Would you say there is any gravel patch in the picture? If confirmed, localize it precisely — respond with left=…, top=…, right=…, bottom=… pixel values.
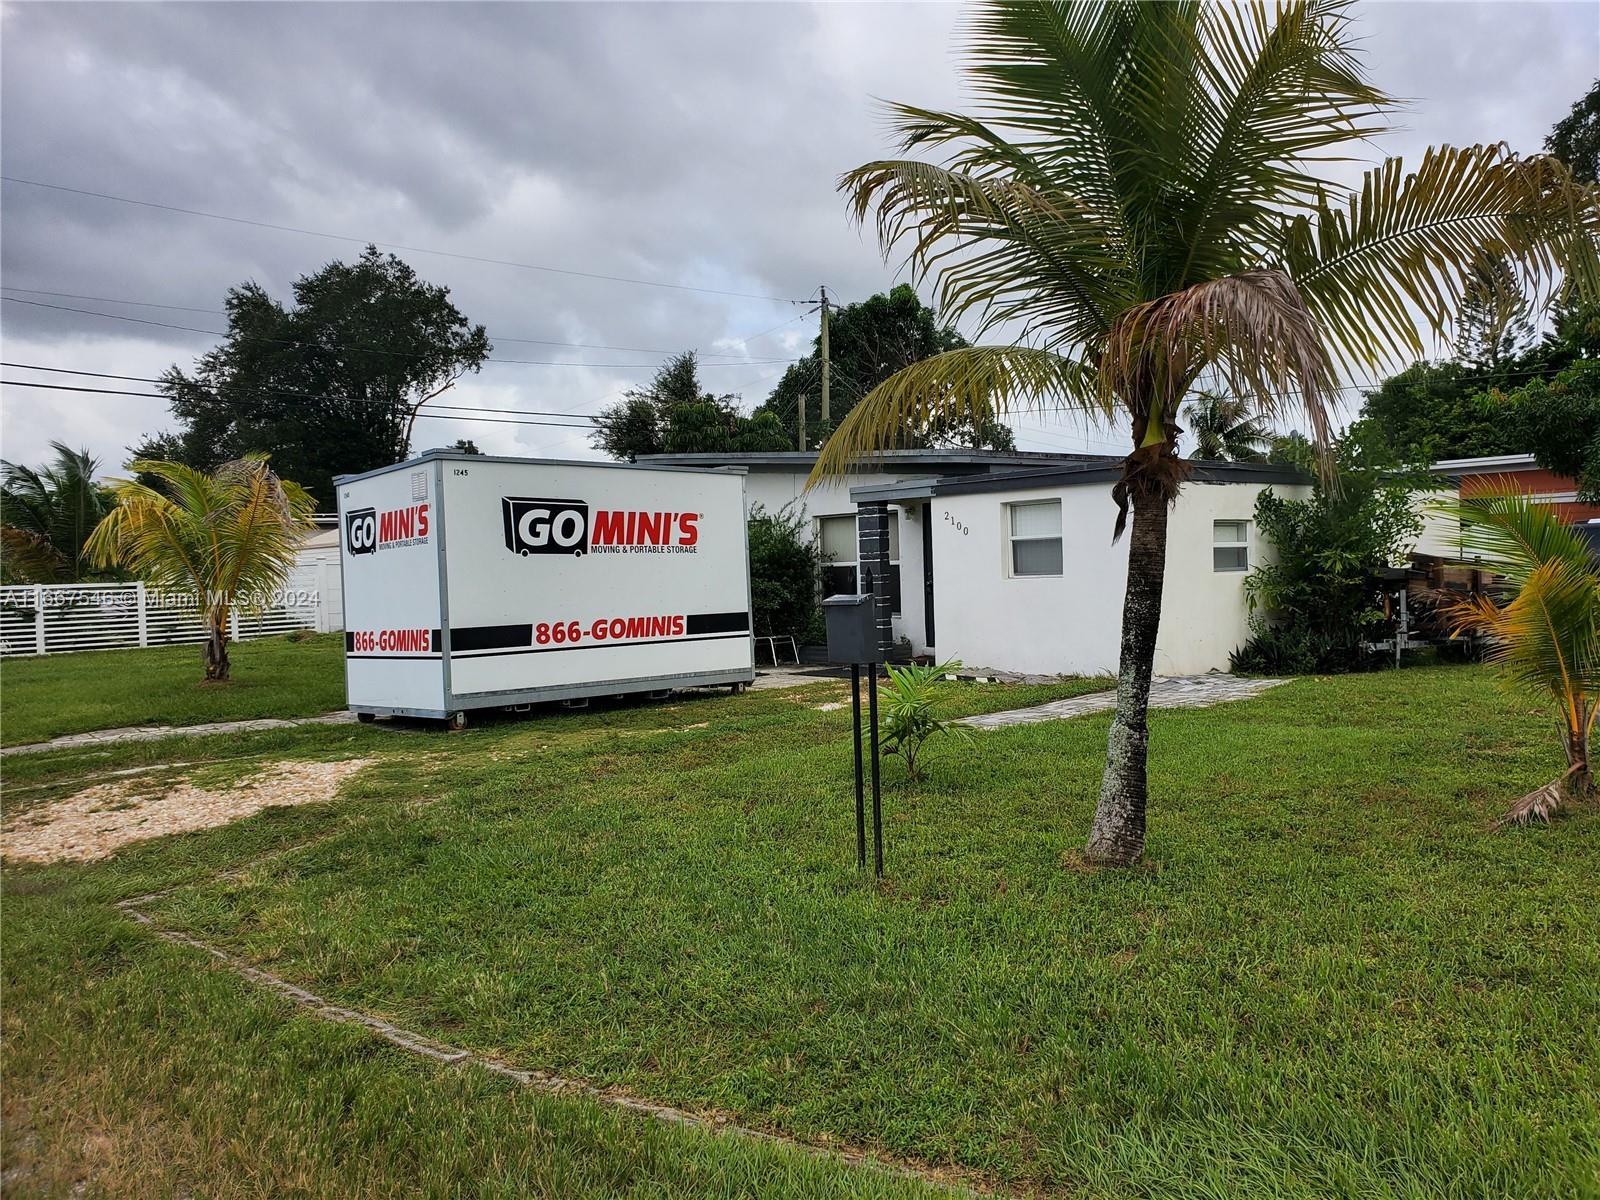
left=2, top=758, right=375, bottom=864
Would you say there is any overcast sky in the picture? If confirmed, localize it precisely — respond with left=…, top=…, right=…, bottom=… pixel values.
left=2, top=1, right=1596, bottom=475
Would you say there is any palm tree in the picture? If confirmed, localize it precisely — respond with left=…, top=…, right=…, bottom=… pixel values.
left=1441, top=489, right=1598, bottom=825
left=811, top=0, right=1600, bottom=865
left=1184, top=392, right=1271, bottom=462
left=86, top=457, right=315, bottom=681
left=0, top=442, right=115, bottom=583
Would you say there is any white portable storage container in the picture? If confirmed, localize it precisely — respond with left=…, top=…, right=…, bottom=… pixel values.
left=335, top=451, right=755, bottom=724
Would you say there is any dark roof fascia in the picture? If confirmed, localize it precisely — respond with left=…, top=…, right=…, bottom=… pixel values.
left=636, top=449, right=1110, bottom=475
left=851, top=460, right=1312, bottom=503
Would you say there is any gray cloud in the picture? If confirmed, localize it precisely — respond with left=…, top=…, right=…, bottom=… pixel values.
left=2, top=1, right=1594, bottom=470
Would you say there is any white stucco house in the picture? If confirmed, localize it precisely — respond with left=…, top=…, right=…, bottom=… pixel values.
left=642, top=450, right=1310, bottom=676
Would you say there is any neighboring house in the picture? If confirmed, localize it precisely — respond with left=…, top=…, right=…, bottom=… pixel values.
left=292, top=514, right=345, bottom=631
left=641, top=450, right=1308, bottom=675
left=1415, top=454, right=1600, bottom=558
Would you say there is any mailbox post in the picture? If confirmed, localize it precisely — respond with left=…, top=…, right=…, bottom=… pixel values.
left=823, top=593, right=884, bottom=877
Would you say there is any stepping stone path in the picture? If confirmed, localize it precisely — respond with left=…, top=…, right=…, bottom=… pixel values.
left=958, top=674, right=1288, bottom=729
left=3, top=711, right=358, bottom=757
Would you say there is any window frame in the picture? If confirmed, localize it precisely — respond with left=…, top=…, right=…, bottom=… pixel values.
left=818, top=514, right=859, bottom=600
left=1212, top=519, right=1251, bottom=573
left=1006, top=499, right=1064, bottom=578
left=817, top=512, right=902, bottom=614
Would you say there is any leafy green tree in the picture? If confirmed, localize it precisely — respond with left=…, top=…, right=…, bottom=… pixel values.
left=1184, top=392, right=1270, bottom=462
left=1501, top=359, right=1600, bottom=501
left=1453, top=255, right=1536, bottom=370
left=591, top=352, right=791, bottom=459
left=746, top=503, right=823, bottom=641
left=812, top=0, right=1598, bottom=865
left=1547, top=79, right=1600, bottom=184
left=86, top=458, right=316, bottom=681
left=1268, top=431, right=1314, bottom=465
left=1352, top=360, right=1524, bottom=461
left=448, top=438, right=482, bottom=455
left=1354, top=293, right=1600, bottom=463
left=1234, top=433, right=1422, bottom=674
left=0, top=443, right=117, bottom=583
left=137, top=247, right=491, bottom=507
left=758, top=285, right=1015, bottom=450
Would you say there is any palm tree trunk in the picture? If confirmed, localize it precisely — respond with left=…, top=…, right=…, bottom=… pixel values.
left=1565, top=723, right=1593, bottom=799
left=204, top=615, right=231, bottom=682
left=1085, top=490, right=1170, bottom=865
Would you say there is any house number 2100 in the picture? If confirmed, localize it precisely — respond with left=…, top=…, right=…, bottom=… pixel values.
left=943, top=511, right=969, bottom=536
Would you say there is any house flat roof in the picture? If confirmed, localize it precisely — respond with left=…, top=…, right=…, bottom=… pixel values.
left=849, top=459, right=1311, bottom=503
left=1429, top=453, right=1537, bottom=474
left=637, top=449, right=1110, bottom=474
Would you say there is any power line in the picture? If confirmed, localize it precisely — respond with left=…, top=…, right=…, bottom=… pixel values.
left=0, top=286, right=811, bottom=361
left=0, top=378, right=598, bottom=430
left=1, top=176, right=811, bottom=304
left=0, top=296, right=797, bottom=369
left=0, top=363, right=603, bottom=421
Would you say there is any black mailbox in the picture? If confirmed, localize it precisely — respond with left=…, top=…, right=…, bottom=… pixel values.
left=823, top=592, right=879, bottom=664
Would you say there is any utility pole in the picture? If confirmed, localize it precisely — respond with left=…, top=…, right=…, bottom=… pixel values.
left=819, top=286, right=831, bottom=427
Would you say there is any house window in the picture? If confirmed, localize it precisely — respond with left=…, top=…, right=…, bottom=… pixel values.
left=1008, top=500, right=1063, bottom=577
left=1213, top=520, right=1250, bottom=572
left=818, top=515, right=857, bottom=598
left=818, top=513, right=901, bottom=614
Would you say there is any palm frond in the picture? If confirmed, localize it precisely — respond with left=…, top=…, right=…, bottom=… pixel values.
left=1104, top=270, right=1336, bottom=454
left=87, top=458, right=316, bottom=621
left=1, top=442, right=112, bottom=581
left=1436, top=484, right=1599, bottom=588
left=1449, top=557, right=1600, bottom=698
left=1282, top=144, right=1600, bottom=369
left=1170, top=0, right=1394, bottom=286
left=839, top=154, right=1129, bottom=343
left=807, top=346, right=1104, bottom=485
left=0, top=526, right=70, bottom=583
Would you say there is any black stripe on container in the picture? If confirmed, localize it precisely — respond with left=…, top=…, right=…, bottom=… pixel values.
left=450, top=623, right=532, bottom=652
left=450, top=631, right=747, bottom=658
left=685, top=611, right=750, bottom=635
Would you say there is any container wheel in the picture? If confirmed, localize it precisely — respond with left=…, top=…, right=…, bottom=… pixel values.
left=356, top=711, right=377, bottom=724
left=447, top=711, right=468, bottom=731
left=730, top=682, right=747, bottom=695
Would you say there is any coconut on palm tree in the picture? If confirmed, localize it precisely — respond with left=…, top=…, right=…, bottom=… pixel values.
left=810, top=0, right=1600, bottom=865
left=1441, top=489, right=1598, bottom=826
left=0, top=442, right=115, bottom=583
left=86, top=457, right=315, bottom=681
left=1184, top=392, right=1271, bottom=462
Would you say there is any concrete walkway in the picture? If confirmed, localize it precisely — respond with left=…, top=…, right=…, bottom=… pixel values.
left=958, top=675, right=1288, bottom=729
left=3, top=711, right=358, bottom=757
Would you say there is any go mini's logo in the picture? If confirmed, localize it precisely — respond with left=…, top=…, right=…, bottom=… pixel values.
left=345, top=504, right=430, bottom=556
left=501, top=496, right=700, bottom=558
left=502, top=497, right=590, bottom=556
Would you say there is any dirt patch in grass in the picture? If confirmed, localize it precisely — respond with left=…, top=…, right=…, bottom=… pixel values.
left=1, top=759, right=374, bottom=864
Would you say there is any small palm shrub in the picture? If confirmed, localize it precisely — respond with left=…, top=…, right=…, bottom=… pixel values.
left=1437, top=488, right=1598, bottom=825
left=879, top=660, right=970, bottom=781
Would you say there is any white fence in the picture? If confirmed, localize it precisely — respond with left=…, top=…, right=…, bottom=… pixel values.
left=0, top=561, right=342, bottom=657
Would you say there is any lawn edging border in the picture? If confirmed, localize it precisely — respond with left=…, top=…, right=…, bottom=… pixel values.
left=114, top=880, right=994, bottom=1198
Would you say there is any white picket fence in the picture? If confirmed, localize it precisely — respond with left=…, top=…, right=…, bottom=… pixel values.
left=0, top=561, right=342, bottom=657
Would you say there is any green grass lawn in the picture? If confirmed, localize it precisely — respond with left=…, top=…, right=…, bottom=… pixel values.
left=0, top=633, right=348, bottom=747
left=3, top=667, right=1597, bottom=1197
